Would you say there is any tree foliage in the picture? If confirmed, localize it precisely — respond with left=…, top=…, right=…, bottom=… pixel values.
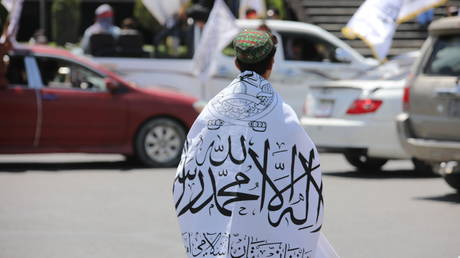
left=51, top=0, right=81, bottom=45
left=133, top=0, right=160, bottom=33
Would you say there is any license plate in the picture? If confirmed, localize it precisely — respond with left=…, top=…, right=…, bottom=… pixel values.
left=448, top=99, right=460, bottom=117
left=314, top=99, right=334, bottom=117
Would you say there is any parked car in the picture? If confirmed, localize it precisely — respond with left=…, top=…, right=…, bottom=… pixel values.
left=300, top=51, right=433, bottom=172
left=0, top=44, right=200, bottom=167
left=87, top=19, right=378, bottom=116
left=397, top=16, right=460, bottom=191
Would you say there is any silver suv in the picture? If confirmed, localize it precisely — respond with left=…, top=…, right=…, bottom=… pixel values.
left=397, top=16, right=460, bottom=191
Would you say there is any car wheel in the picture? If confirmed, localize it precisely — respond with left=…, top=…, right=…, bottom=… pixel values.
left=135, top=118, right=186, bottom=167
left=411, top=158, right=437, bottom=176
left=344, top=153, right=388, bottom=171
left=444, top=174, right=460, bottom=192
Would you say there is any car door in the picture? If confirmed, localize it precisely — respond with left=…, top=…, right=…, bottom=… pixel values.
left=411, top=34, right=460, bottom=141
left=34, top=55, right=128, bottom=148
left=0, top=54, right=39, bottom=149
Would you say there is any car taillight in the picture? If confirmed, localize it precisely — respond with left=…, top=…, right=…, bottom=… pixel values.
left=346, top=99, right=382, bottom=114
left=302, top=99, right=308, bottom=116
left=402, top=86, right=410, bottom=112
left=402, top=73, right=414, bottom=112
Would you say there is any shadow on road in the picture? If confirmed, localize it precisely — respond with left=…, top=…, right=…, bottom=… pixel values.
left=415, top=193, right=460, bottom=204
left=323, top=169, right=439, bottom=179
left=0, top=161, right=152, bottom=172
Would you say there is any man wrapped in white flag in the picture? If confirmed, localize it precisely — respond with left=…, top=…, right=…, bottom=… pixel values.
left=174, top=28, right=340, bottom=258
left=192, top=0, right=239, bottom=83
left=343, top=0, right=447, bottom=61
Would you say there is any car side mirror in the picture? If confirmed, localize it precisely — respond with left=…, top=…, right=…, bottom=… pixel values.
left=105, top=77, right=119, bottom=93
left=335, top=48, right=353, bottom=63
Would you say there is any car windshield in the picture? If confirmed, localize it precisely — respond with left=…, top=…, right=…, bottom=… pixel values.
left=357, top=51, right=419, bottom=81
left=69, top=48, right=138, bottom=87
left=424, top=35, right=460, bottom=76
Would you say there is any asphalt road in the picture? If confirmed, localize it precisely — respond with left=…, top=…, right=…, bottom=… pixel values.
left=0, top=153, right=459, bottom=258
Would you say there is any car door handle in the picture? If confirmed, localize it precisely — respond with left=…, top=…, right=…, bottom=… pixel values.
left=42, top=93, right=58, bottom=101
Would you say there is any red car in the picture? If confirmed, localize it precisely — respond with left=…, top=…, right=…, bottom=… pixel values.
left=0, top=45, right=200, bottom=167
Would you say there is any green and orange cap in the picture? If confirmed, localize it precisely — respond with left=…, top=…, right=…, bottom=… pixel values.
left=233, top=29, right=275, bottom=64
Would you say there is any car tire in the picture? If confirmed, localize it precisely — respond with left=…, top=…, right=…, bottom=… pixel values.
left=123, top=154, right=140, bottom=165
left=444, top=174, right=460, bottom=192
left=411, top=158, right=437, bottom=176
left=134, top=118, right=186, bottom=167
left=344, top=153, right=388, bottom=171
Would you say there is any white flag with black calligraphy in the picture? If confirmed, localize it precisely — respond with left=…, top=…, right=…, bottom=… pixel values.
left=192, top=0, right=239, bottom=83
left=173, top=71, right=329, bottom=257
left=343, top=0, right=447, bottom=61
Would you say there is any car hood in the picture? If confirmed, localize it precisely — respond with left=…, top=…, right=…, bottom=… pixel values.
left=136, top=86, right=197, bottom=104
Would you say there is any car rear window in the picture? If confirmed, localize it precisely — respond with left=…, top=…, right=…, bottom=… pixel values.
left=424, top=35, right=460, bottom=76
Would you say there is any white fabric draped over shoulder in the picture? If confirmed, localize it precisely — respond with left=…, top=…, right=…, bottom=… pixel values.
left=173, top=71, right=328, bottom=258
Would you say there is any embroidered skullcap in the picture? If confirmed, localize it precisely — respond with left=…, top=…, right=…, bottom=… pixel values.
left=233, top=29, right=275, bottom=64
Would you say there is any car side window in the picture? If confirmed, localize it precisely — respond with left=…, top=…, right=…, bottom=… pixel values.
left=424, top=35, right=460, bottom=76
left=6, top=55, right=28, bottom=86
left=280, top=32, right=340, bottom=63
left=35, top=57, right=106, bottom=91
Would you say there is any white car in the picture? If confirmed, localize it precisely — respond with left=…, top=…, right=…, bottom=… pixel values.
left=88, top=19, right=377, bottom=116
left=300, top=51, right=432, bottom=172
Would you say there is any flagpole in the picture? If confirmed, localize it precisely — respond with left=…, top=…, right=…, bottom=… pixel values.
left=39, top=0, right=46, bottom=35
left=200, top=81, right=206, bottom=101
left=192, top=0, right=239, bottom=102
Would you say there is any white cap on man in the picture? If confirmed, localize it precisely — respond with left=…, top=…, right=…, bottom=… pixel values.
left=95, top=4, right=113, bottom=18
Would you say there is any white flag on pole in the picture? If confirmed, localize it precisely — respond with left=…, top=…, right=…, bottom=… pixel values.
left=398, top=0, right=447, bottom=23
left=141, top=0, right=187, bottom=25
left=1, top=0, right=24, bottom=44
left=1, top=0, right=14, bottom=11
left=192, top=0, right=239, bottom=83
left=343, top=0, right=447, bottom=61
left=342, top=0, right=402, bottom=61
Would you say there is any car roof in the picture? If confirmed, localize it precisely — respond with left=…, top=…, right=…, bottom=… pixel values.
left=12, top=44, right=139, bottom=87
left=236, top=19, right=368, bottom=63
left=13, top=44, right=110, bottom=74
left=428, top=16, right=460, bottom=36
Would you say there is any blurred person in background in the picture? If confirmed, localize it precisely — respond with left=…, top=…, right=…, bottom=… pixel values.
left=239, top=0, right=266, bottom=18
left=153, top=6, right=188, bottom=57
left=0, top=26, right=11, bottom=88
left=416, top=9, right=434, bottom=30
left=446, top=3, right=459, bottom=16
left=245, top=8, right=259, bottom=18
left=120, top=17, right=140, bottom=35
left=29, top=29, right=48, bottom=45
left=266, top=8, right=280, bottom=19
left=184, top=3, right=210, bottom=58
left=81, top=4, right=120, bottom=54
